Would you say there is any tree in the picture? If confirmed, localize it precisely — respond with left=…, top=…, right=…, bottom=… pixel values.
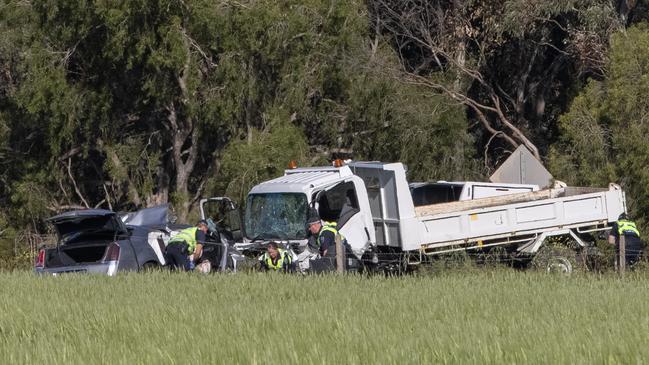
left=549, top=24, right=649, bottom=228
left=368, top=0, right=625, bottom=168
left=0, top=0, right=391, bottom=223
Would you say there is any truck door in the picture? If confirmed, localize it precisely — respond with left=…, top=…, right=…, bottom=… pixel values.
left=199, top=197, right=243, bottom=271
left=312, top=179, right=373, bottom=257
left=199, top=197, right=243, bottom=242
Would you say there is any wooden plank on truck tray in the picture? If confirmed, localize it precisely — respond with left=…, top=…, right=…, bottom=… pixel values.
left=414, top=188, right=562, bottom=217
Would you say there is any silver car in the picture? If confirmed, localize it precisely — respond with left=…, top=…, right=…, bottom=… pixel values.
left=34, top=206, right=171, bottom=275
left=34, top=205, right=240, bottom=275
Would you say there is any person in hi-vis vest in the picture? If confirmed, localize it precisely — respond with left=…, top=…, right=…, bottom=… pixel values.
left=608, top=213, right=645, bottom=268
left=166, top=220, right=209, bottom=271
left=258, top=241, right=293, bottom=272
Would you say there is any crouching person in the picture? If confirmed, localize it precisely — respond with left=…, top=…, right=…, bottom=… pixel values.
left=608, top=213, right=645, bottom=268
left=166, top=220, right=208, bottom=271
left=297, top=209, right=345, bottom=272
left=296, top=211, right=323, bottom=272
left=259, top=242, right=294, bottom=272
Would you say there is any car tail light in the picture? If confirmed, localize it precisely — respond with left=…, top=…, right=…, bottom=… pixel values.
left=103, top=242, right=121, bottom=262
left=35, top=249, right=45, bottom=268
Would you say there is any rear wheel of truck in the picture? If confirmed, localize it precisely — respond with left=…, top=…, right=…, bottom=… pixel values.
left=530, top=248, right=573, bottom=273
left=530, top=240, right=587, bottom=274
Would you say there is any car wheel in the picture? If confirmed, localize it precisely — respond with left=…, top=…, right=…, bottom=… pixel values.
left=140, top=261, right=162, bottom=272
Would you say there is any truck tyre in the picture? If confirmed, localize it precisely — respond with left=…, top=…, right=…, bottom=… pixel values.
left=530, top=246, right=577, bottom=274
left=545, top=256, right=573, bottom=274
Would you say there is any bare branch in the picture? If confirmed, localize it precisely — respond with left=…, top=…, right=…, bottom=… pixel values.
left=57, top=176, right=71, bottom=206
left=180, top=26, right=218, bottom=70
left=97, top=139, right=143, bottom=207
left=484, top=131, right=504, bottom=169
left=58, top=146, right=82, bottom=161
left=490, top=95, right=540, bottom=159
left=102, top=183, right=113, bottom=211
left=191, top=177, right=207, bottom=206
left=93, top=199, right=106, bottom=209
left=371, top=0, right=543, bottom=159
left=66, top=157, right=90, bottom=208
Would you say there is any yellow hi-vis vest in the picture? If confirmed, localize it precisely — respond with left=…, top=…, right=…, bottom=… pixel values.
left=618, top=219, right=640, bottom=238
left=260, top=249, right=291, bottom=271
left=170, top=227, right=199, bottom=254
left=318, top=221, right=345, bottom=246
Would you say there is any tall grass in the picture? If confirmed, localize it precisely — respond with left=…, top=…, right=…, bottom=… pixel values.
left=0, top=271, right=648, bottom=364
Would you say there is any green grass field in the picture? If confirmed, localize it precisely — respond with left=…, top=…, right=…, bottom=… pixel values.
left=1, top=271, right=648, bottom=364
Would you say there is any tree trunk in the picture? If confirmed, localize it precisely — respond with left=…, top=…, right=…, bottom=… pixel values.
left=167, top=102, right=198, bottom=222
left=145, top=165, right=169, bottom=207
left=454, top=39, right=466, bottom=91
left=97, top=139, right=143, bottom=207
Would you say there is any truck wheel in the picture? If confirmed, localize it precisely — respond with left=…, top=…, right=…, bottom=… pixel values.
left=545, top=256, right=573, bottom=274
left=530, top=246, right=576, bottom=274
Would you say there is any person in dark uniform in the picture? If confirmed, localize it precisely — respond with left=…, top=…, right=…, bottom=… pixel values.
left=166, top=220, right=209, bottom=271
left=258, top=241, right=293, bottom=272
left=309, top=208, right=348, bottom=272
left=308, top=217, right=341, bottom=258
left=608, top=213, right=645, bottom=267
left=296, top=211, right=323, bottom=272
left=296, top=209, right=343, bottom=272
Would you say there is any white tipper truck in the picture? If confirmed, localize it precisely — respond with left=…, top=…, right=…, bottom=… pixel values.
left=200, top=161, right=626, bottom=273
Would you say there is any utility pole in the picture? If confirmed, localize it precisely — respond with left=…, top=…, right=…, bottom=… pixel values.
left=335, top=234, right=344, bottom=273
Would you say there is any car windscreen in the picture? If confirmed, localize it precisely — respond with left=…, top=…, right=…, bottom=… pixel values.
left=244, top=193, right=308, bottom=241
left=53, top=216, right=126, bottom=244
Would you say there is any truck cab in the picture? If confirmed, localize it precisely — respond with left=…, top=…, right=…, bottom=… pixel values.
left=201, top=164, right=375, bottom=260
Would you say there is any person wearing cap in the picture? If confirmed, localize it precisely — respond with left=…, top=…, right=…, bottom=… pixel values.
left=166, top=220, right=209, bottom=271
left=258, top=241, right=293, bottom=272
left=297, top=209, right=344, bottom=272
left=608, top=213, right=645, bottom=267
left=296, top=210, right=324, bottom=272
left=309, top=218, right=340, bottom=258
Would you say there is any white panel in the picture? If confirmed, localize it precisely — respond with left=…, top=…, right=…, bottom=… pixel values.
left=339, top=213, right=369, bottom=257
left=423, top=216, right=463, bottom=241
left=468, top=210, right=507, bottom=234
left=516, top=203, right=556, bottom=223
left=387, top=223, right=401, bottom=247
left=374, top=223, right=384, bottom=245
left=564, top=197, right=603, bottom=220
left=148, top=232, right=166, bottom=265
left=382, top=172, right=399, bottom=219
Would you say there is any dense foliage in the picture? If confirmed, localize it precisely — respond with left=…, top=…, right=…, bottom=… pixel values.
left=1, top=0, right=649, bottom=264
left=549, top=24, right=649, bottom=228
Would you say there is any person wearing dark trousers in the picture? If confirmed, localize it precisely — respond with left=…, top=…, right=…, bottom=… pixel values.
left=608, top=213, right=645, bottom=268
left=166, top=220, right=209, bottom=271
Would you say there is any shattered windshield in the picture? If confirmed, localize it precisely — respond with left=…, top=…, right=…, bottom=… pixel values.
left=244, top=193, right=308, bottom=240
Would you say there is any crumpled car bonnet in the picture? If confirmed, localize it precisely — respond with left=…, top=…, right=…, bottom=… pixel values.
left=121, top=204, right=169, bottom=227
